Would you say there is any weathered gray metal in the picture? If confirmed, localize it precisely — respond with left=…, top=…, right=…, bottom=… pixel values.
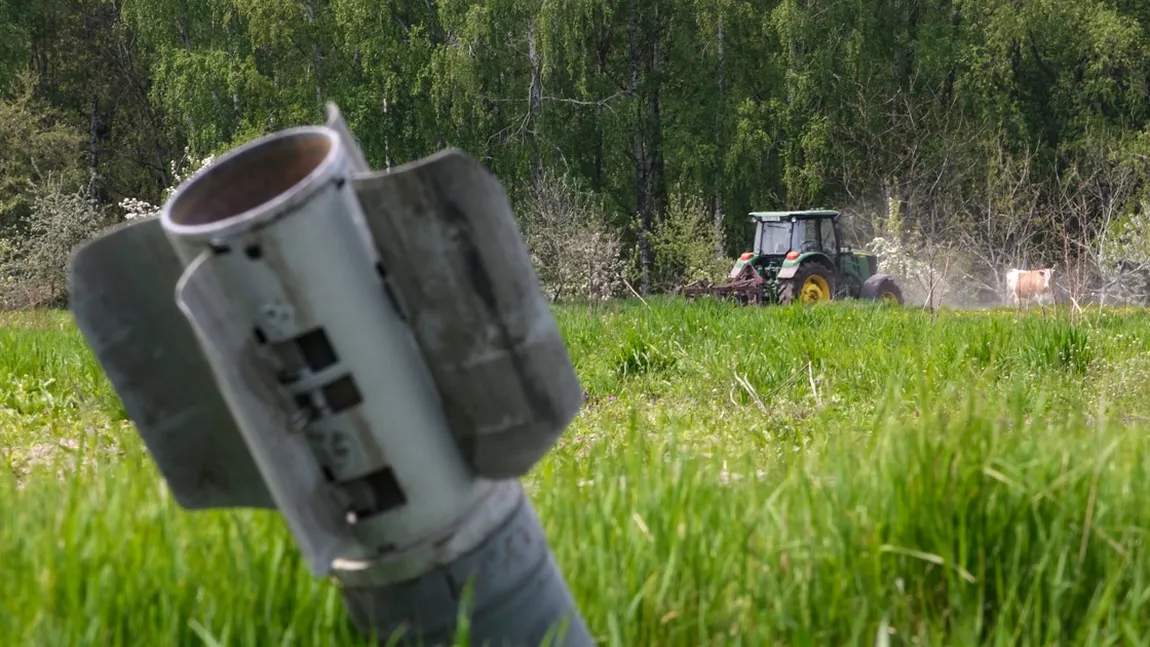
left=68, top=216, right=276, bottom=510
left=175, top=250, right=355, bottom=576
left=336, top=480, right=594, bottom=646
left=321, top=103, right=584, bottom=480
left=68, top=102, right=594, bottom=646
left=350, top=152, right=584, bottom=480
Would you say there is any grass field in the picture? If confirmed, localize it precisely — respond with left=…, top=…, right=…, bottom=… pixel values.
left=3, top=299, right=1150, bottom=646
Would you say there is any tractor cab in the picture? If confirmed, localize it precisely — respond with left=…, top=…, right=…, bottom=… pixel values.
left=728, top=210, right=844, bottom=282
left=750, top=210, right=842, bottom=258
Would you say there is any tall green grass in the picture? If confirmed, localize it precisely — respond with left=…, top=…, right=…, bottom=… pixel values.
left=3, top=300, right=1150, bottom=645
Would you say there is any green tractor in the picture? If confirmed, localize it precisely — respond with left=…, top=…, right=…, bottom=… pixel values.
left=681, top=209, right=904, bottom=306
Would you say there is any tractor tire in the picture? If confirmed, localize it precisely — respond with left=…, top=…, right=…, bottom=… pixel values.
left=780, top=262, right=836, bottom=305
left=860, top=274, right=904, bottom=305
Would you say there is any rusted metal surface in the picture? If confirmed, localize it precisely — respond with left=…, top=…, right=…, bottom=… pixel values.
left=165, top=131, right=334, bottom=229
left=681, top=264, right=772, bottom=305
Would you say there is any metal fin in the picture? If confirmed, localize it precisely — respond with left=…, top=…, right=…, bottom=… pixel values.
left=350, top=151, right=584, bottom=479
left=68, top=217, right=276, bottom=510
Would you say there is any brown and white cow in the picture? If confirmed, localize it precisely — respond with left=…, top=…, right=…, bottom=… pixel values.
left=1005, top=268, right=1055, bottom=308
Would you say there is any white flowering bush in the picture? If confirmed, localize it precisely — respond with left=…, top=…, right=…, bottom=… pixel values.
left=519, top=173, right=626, bottom=303
left=866, top=236, right=933, bottom=287
left=0, top=173, right=110, bottom=308
left=1, top=147, right=217, bottom=309
left=533, top=222, right=626, bottom=302
left=0, top=237, right=15, bottom=302
left=1098, top=207, right=1150, bottom=303
left=119, top=196, right=161, bottom=222
left=120, top=146, right=216, bottom=221
left=865, top=235, right=971, bottom=306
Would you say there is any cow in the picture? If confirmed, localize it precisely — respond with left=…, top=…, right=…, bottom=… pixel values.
left=1005, top=268, right=1055, bottom=308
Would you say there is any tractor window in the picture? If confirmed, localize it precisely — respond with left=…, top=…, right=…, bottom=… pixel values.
left=756, top=221, right=793, bottom=254
left=819, top=218, right=838, bottom=253
left=793, top=219, right=820, bottom=253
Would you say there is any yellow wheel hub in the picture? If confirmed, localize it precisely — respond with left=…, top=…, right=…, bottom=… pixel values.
left=799, top=275, right=831, bottom=303
left=880, top=290, right=898, bottom=304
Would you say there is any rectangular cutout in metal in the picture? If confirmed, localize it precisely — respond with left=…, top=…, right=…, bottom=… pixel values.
left=271, top=341, right=307, bottom=382
left=294, top=393, right=320, bottom=422
left=271, top=327, right=338, bottom=383
left=348, top=466, right=407, bottom=518
left=295, top=328, right=339, bottom=371
left=321, top=375, right=363, bottom=413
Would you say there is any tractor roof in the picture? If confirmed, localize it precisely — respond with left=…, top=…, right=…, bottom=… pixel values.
left=748, top=209, right=839, bottom=222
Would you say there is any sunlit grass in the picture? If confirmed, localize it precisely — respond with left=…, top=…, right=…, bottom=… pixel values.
left=3, top=299, right=1150, bottom=645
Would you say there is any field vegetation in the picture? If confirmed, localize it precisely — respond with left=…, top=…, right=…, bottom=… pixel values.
left=3, top=300, right=1149, bottom=646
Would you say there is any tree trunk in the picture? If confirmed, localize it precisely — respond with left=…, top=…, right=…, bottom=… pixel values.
left=648, top=4, right=666, bottom=229
left=304, top=0, right=325, bottom=104
left=713, top=16, right=726, bottom=258
left=177, top=21, right=198, bottom=135
left=88, top=92, right=100, bottom=204
left=527, top=17, right=544, bottom=189
left=382, top=96, right=393, bottom=168
left=592, top=14, right=610, bottom=192
left=628, top=1, right=651, bottom=295
left=225, top=11, right=241, bottom=120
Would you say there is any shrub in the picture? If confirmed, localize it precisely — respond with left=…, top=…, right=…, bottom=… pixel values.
left=518, top=173, right=626, bottom=303
left=0, top=174, right=110, bottom=309
left=643, top=190, right=730, bottom=293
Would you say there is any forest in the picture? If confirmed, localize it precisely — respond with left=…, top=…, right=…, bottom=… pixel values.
left=3, top=0, right=1150, bottom=307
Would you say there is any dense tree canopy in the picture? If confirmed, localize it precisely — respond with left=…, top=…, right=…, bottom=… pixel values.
left=3, top=0, right=1150, bottom=304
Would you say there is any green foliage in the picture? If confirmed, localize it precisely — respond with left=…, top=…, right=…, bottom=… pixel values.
left=0, top=0, right=31, bottom=83
left=4, top=303, right=1150, bottom=645
left=0, top=72, right=86, bottom=235
left=642, top=190, right=730, bottom=292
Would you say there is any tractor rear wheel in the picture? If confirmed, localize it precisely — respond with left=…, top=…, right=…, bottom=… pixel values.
left=860, top=274, right=904, bottom=305
left=780, top=262, right=836, bottom=305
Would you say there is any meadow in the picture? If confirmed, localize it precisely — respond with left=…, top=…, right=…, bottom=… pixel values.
left=2, top=298, right=1150, bottom=646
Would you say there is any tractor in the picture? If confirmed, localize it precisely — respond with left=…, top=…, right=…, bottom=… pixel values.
left=681, top=209, right=904, bottom=306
